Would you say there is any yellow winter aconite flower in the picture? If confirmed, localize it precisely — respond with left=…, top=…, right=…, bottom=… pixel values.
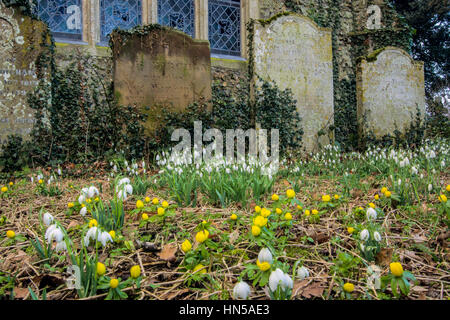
left=384, top=190, right=392, bottom=198
left=157, top=207, right=165, bottom=216
left=275, top=208, right=282, bottom=215
left=297, top=205, right=303, bottom=210
left=202, top=220, right=208, bottom=225
left=369, top=203, right=376, bottom=209
left=142, top=213, right=149, bottom=221
left=374, top=194, right=380, bottom=200
left=230, top=213, right=237, bottom=221
left=94, top=197, right=100, bottom=202
left=254, top=206, right=261, bottom=213
left=195, top=230, right=209, bottom=243
left=136, top=200, right=144, bottom=209
left=439, top=194, right=447, bottom=203
left=256, top=259, right=271, bottom=272
left=96, top=262, right=106, bottom=276
left=390, top=262, right=404, bottom=277
left=446, top=185, right=450, bottom=192
left=284, top=212, right=292, bottom=221
left=343, top=283, right=354, bottom=293
left=193, top=264, right=206, bottom=274
left=38, top=179, right=43, bottom=184
left=261, top=208, right=271, bottom=218
left=86, top=198, right=92, bottom=204
left=162, top=201, right=169, bottom=208
left=68, top=202, right=74, bottom=208
left=271, top=194, right=279, bottom=201
left=6, top=230, right=15, bottom=239
left=304, top=210, right=310, bottom=216
left=312, top=209, right=319, bottom=215
left=334, top=194, right=340, bottom=200
left=130, top=265, right=141, bottom=279
left=109, top=230, right=116, bottom=240
left=286, top=189, right=295, bottom=199
left=1, top=187, right=7, bottom=193
left=9, top=182, right=13, bottom=186
left=322, top=195, right=331, bottom=202
left=181, top=239, right=192, bottom=253
left=89, top=219, right=98, bottom=228
left=110, top=278, right=119, bottom=289
left=381, top=187, right=388, bottom=194
left=347, top=227, right=355, bottom=234
left=152, top=198, right=159, bottom=205
left=253, top=215, right=267, bottom=228
left=145, top=197, right=151, bottom=203
left=252, top=225, right=261, bottom=236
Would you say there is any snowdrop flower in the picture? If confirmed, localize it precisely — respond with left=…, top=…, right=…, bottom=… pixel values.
left=117, top=190, right=128, bottom=201
left=258, top=248, right=273, bottom=264
left=88, top=186, right=99, bottom=198
left=43, top=212, right=54, bottom=226
left=366, top=207, right=377, bottom=220
left=85, top=227, right=98, bottom=243
left=80, top=206, right=87, bottom=217
left=78, top=194, right=86, bottom=205
left=118, top=178, right=130, bottom=186
left=124, top=184, right=133, bottom=195
left=411, top=166, right=418, bottom=175
left=428, top=184, right=433, bottom=192
left=297, top=266, right=309, bottom=280
left=268, top=268, right=293, bottom=293
left=360, top=229, right=370, bottom=241
left=30, top=177, right=34, bottom=183
left=373, top=231, right=382, bottom=242
left=99, top=231, right=113, bottom=247
left=398, top=179, right=402, bottom=186
left=55, top=241, right=67, bottom=252
left=57, top=168, right=62, bottom=175
left=46, top=225, right=63, bottom=243
left=113, top=165, right=117, bottom=172
left=233, top=281, right=251, bottom=300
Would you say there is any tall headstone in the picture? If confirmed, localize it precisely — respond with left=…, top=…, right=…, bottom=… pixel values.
left=112, top=26, right=212, bottom=136
left=252, top=13, right=334, bottom=153
left=356, top=47, right=425, bottom=140
left=0, top=3, right=51, bottom=144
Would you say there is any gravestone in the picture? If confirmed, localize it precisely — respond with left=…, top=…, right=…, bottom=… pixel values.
left=0, top=3, right=51, bottom=144
left=356, top=47, right=425, bottom=140
left=252, top=13, right=334, bottom=153
left=112, top=26, right=212, bottom=136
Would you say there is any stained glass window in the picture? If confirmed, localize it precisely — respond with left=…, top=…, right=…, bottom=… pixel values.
left=208, top=0, right=241, bottom=56
left=36, top=0, right=83, bottom=40
left=100, top=0, right=142, bottom=43
left=158, top=0, right=195, bottom=38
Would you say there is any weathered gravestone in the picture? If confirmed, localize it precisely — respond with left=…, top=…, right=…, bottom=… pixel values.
left=356, top=47, right=425, bottom=140
left=251, top=13, right=334, bottom=153
left=111, top=26, right=212, bottom=136
left=0, top=3, right=51, bottom=144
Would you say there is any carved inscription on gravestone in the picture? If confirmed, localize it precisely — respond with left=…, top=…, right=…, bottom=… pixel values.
left=357, top=47, right=425, bottom=139
left=112, top=27, right=212, bottom=136
left=0, top=3, right=51, bottom=144
left=252, top=14, right=334, bottom=152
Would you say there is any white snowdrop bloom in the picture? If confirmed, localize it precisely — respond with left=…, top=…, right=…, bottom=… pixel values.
left=360, top=243, right=365, bottom=252
left=411, top=166, right=418, bottom=175
left=428, top=184, right=433, bottom=192
left=398, top=179, right=402, bottom=186
left=366, top=207, right=377, bottom=220
left=80, top=206, right=87, bottom=217
left=441, top=160, right=445, bottom=167
left=37, top=174, right=43, bottom=181
left=432, top=169, right=436, bottom=174
left=118, top=178, right=130, bottom=186
left=86, top=227, right=98, bottom=242
left=30, top=177, right=34, bottom=183
left=57, top=168, right=62, bottom=175
left=117, top=190, right=127, bottom=201
left=88, top=186, right=99, bottom=198
left=428, top=150, right=436, bottom=159
left=124, top=160, right=128, bottom=167
left=360, top=229, right=370, bottom=241
left=268, top=268, right=293, bottom=293
left=258, top=248, right=273, bottom=264
left=233, top=281, right=251, bottom=300
left=113, top=165, right=117, bottom=172
left=55, top=241, right=67, bottom=252
left=45, top=224, right=57, bottom=241
left=81, top=187, right=89, bottom=196
left=99, top=231, right=113, bottom=247
left=43, top=212, right=54, bottom=226
left=124, top=184, right=133, bottom=195
left=47, top=226, right=63, bottom=243
left=47, top=179, right=51, bottom=185
left=420, top=174, right=424, bottom=179
left=78, top=194, right=86, bottom=205
left=297, top=266, right=309, bottom=280
left=83, top=235, right=90, bottom=247
left=373, top=231, right=382, bottom=242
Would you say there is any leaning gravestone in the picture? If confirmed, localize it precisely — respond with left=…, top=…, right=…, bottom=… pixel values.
left=111, top=26, right=212, bottom=136
left=356, top=47, right=425, bottom=140
left=252, top=13, right=334, bottom=153
left=0, top=3, right=51, bottom=144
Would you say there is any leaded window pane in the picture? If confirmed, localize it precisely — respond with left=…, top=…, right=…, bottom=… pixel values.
left=100, top=0, right=142, bottom=43
left=158, top=0, right=195, bottom=38
left=36, top=0, right=83, bottom=41
left=208, top=0, right=241, bottom=56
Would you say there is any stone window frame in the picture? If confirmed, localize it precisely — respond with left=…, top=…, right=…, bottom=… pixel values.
left=56, top=0, right=259, bottom=61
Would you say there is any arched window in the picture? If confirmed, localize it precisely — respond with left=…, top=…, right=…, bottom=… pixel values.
left=157, top=0, right=195, bottom=38
left=36, top=0, right=83, bottom=41
left=208, top=0, right=241, bottom=56
left=100, top=0, right=142, bottom=43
